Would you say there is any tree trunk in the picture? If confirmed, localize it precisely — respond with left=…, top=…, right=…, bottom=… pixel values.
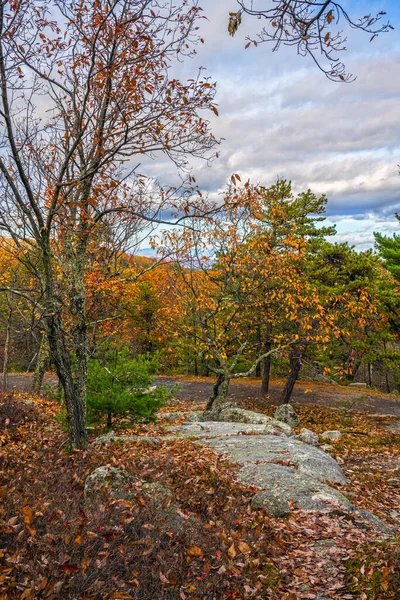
left=261, top=322, right=272, bottom=395
left=46, top=310, right=88, bottom=449
left=367, top=362, right=373, bottom=388
left=206, top=372, right=225, bottom=410
left=42, top=234, right=88, bottom=449
left=33, top=332, right=48, bottom=394
left=280, top=350, right=302, bottom=404
left=385, top=372, right=390, bottom=394
left=2, top=306, right=11, bottom=390
left=255, top=326, right=261, bottom=377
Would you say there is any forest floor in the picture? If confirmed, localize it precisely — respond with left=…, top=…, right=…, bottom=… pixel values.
left=0, top=379, right=399, bottom=599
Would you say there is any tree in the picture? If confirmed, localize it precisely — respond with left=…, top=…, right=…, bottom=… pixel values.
left=160, top=180, right=332, bottom=409
left=374, top=216, right=400, bottom=282
left=87, top=346, right=171, bottom=428
left=229, top=1, right=393, bottom=81
left=301, top=241, right=400, bottom=391
left=0, top=0, right=218, bottom=448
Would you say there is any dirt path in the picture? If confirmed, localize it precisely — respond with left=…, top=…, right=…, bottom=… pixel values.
left=3, top=372, right=400, bottom=418
left=157, top=375, right=400, bottom=417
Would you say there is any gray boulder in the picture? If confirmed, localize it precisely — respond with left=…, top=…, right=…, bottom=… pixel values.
left=205, top=434, right=348, bottom=486
left=84, top=466, right=132, bottom=508
left=92, top=431, right=160, bottom=447
left=239, top=463, right=351, bottom=513
left=296, top=428, right=319, bottom=446
left=251, top=489, right=291, bottom=518
left=320, top=444, right=334, bottom=452
left=321, top=430, right=342, bottom=441
left=84, top=466, right=191, bottom=534
left=274, top=404, right=300, bottom=427
left=171, top=407, right=294, bottom=437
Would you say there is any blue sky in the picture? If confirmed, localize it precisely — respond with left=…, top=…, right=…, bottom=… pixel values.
left=141, top=1, right=400, bottom=251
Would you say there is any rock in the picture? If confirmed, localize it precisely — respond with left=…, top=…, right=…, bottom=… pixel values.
left=295, top=428, right=319, bottom=446
left=84, top=467, right=190, bottom=534
left=166, top=417, right=390, bottom=532
left=92, top=431, right=160, bottom=447
left=251, top=489, right=291, bottom=517
left=169, top=421, right=272, bottom=437
left=321, top=430, right=342, bottom=441
left=184, top=411, right=208, bottom=422
left=142, top=482, right=173, bottom=505
left=170, top=418, right=293, bottom=438
left=348, top=507, right=393, bottom=536
left=91, top=431, right=117, bottom=445
left=320, top=444, right=333, bottom=452
left=349, top=382, right=367, bottom=388
left=84, top=466, right=132, bottom=508
left=205, top=434, right=348, bottom=486
left=239, top=463, right=351, bottom=513
left=197, top=403, right=294, bottom=436
left=263, top=420, right=294, bottom=437
left=157, top=411, right=186, bottom=422
left=274, top=404, right=300, bottom=427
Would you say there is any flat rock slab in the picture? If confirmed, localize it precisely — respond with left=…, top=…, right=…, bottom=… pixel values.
left=169, top=421, right=268, bottom=437
left=204, top=434, right=348, bottom=485
left=238, top=463, right=351, bottom=512
left=168, top=419, right=391, bottom=532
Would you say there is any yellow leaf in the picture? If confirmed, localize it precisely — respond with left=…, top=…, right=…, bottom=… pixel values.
left=22, top=506, right=33, bottom=525
left=227, top=543, right=236, bottom=559
left=186, top=545, right=203, bottom=558
left=238, top=541, right=251, bottom=555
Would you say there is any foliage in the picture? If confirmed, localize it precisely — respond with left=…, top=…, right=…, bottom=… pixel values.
left=0, top=390, right=398, bottom=599
left=375, top=215, right=400, bottom=282
left=86, top=349, right=171, bottom=427
left=230, top=1, right=393, bottom=82
left=0, top=0, right=219, bottom=448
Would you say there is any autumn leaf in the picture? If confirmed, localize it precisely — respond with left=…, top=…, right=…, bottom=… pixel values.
left=238, top=541, right=251, bottom=555
left=186, top=545, right=203, bottom=558
left=22, top=506, right=33, bottom=525
left=59, top=563, right=79, bottom=573
left=227, top=543, right=236, bottom=559
left=326, top=9, right=335, bottom=24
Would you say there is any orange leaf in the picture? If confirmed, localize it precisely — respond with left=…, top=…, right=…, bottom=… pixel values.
left=22, top=506, right=33, bottom=525
left=186, top=545, right=203, bottom=558
left=59, top=563, right=79, bottom=573
left=227, top=543, right=236, bottom=559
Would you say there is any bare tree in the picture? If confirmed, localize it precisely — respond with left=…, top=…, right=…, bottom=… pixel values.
left=0, top=0, right=219, bottom=448
left=229, top=1, right=393, bottom=81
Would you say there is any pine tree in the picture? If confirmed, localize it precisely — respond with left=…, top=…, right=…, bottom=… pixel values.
left=374, top=215, right=400, bottom=281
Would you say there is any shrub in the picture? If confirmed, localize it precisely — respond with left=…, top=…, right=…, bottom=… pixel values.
left=87, top=349, right=172, bottom=428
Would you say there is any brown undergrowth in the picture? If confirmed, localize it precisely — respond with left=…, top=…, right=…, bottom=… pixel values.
left=0, top=393, right=398, bottom=599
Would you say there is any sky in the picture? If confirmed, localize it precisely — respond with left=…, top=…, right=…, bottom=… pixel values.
left=140, top=0, right=400, bottom=252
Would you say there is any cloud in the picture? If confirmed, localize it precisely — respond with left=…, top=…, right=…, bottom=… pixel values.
left=136, top=1, right=400, bottom=249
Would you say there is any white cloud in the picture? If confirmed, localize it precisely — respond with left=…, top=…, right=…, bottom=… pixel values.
left=138, top=1, right=400, bottom=249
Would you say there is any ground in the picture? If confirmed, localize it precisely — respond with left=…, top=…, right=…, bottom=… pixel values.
left=157, top=375, right=400, bottom=419
left=0, top=376, right=399, bottom=599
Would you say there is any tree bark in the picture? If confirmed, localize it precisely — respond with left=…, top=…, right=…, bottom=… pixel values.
left=367, top=362, right=373, bottom=388
left=2, top=306, right=12, bottom=390
left=255, top=326, right=262, bottom=377
left=43, top=242, right=88, bottom=449
left=206, top=372, right=225, bottom=410
left=33, top=332, right=48, bottom=394
left=261, top=322, right=272, bottom=395
left=280, top=350, right=302, bottom=404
